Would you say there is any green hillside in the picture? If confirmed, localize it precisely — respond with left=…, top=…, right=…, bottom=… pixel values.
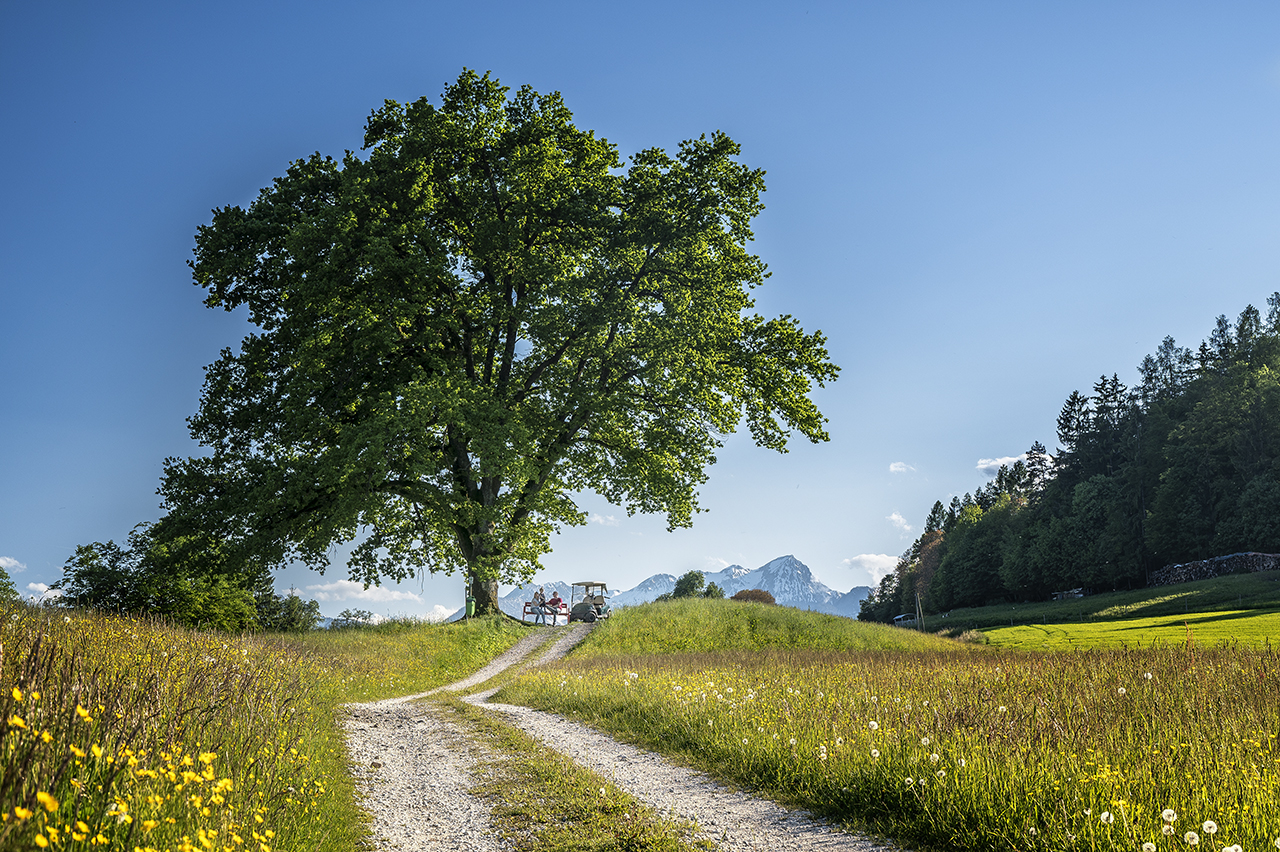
left=579, top=597, right=962, bottom=657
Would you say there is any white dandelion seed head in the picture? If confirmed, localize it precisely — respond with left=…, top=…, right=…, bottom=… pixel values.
left=998, top=706, right=1007, bottom=713
left=870, top=696, right=878, bottom=703
left=868, top=721, right=879, bottom=731
left=930, top=753, right=940, bottom=763
left=1143, top=844, right=1156, bottom=852
left=920, top=737, right=930, bottom=746
left=904, top=777, right=914, bottom=786
left=1202, top=821, right=1218, bottom=835
left=1145, top=672, right=1153, bottom=680
left=1185, top=832, right=1200, bottom=846
left=1164, top=825, right=1176, bottom=836
left=936, top=770, right=945, bottom=778
left=870, top=749, right=880, bottom=758
left=1117, top=687, right=1127, bottom=696
left=743, top=738, right=749, bottom=745
left=1100, top=812, right=1115, bottom=825
left=1163, top=810, right=1178, bottom=824
left=789, top=738, right=796, bottom=746
left=958, top=758, right=966, bottom=768
left=835, top=738, right=843, bottom=746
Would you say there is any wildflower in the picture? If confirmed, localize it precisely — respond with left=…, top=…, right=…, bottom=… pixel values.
left=63, top=616, right=70, bottom=623
left=1223, top=846, right=1242, bottom=852
left=599, top=788, right=606, bottom=796
left=76, top=704, right=92, bottom=722
left=1164, top=826, right=1176, bottom=836
left=1143, top=845, right=1157, bottom=852
left=958, top=758, right=966, bottom=768
left=14, top=807, right=32, bottom=820
left=1100, top=812, right=1115, bottom=825
left=743, top=738, right=749, bottom=745
left=997, top=706, right=1007, bottom=713
left=1145, top=672, right=1153, bottom=680
left=34, top=836, right=48, bottom=848
left=930, top=753, right=939, bottom=763
left=936, top=770, right=945, bottom=779
left=36, top=792, right=58, bottom=812
left=789, top=738, right=796, bottom=746
left=10, top=687, right=21, bottom=702
left=1163, top=810, right=1178, bottom=824
left=868, top=721, right=879, bottom=731
left=1117, top=687, right=1127, bottom=696
left=1202, top=822, right=1218, bottom=835
left=920, top=736, right=930, bottom=746
left=871, top=749, right=880, bottom=758
left=7, top=715, right=25, bottom=729
left=905, top=777, right=914, bottom=786
left=1186, top=831, right=1200, bottom=845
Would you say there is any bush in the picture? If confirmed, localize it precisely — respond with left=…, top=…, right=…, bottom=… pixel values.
left=730, top=588, right=775, bottom=605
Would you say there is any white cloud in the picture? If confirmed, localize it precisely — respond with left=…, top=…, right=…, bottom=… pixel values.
left=425, top=605, right=452, bottom=622
left=888, top=462, right=915, bottom=474
left=887, top=511, right=913, bottom=535
left=25, top=583, right=63, bottom=601
left=0, top=557, right=27, bottom=573
left=704, top=557, right=730, bottom=570
left=976, top=455, right=1025, bottom=477
left=304, top=579, right=424, bottom=604
left=842, top=554, right=898, bottom=585
left=588, top=513, right=619, bottom=526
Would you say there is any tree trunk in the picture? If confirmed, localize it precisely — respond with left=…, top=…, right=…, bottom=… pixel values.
left=470, top=573, right=501, bottom=615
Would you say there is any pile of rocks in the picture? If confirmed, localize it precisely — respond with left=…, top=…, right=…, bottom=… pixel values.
left=1150, top=551, right=1280, bottom=587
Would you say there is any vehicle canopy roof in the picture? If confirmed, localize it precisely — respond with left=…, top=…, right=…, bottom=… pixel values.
left=571, top=581, right=608, bottom=591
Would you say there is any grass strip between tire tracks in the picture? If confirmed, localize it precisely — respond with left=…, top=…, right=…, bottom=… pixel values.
left=437, top=696, right=713, bottom=852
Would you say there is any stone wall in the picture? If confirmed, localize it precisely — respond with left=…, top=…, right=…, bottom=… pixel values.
left=1149, top=551, right=1280, bottom=587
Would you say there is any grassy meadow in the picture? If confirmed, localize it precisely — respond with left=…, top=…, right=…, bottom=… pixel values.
left=0, top=602, right=524, bottom=852
left=498, top=598, right=1280, bottom=852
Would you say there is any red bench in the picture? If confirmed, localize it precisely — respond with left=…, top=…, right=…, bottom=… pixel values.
left=522, top=601, right=568, bottom=625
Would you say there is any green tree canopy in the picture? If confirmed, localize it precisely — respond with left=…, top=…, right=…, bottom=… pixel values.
left=162, top=70, right=838, bottom=612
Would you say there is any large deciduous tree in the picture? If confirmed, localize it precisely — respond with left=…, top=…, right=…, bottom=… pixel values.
left=161, top=71, right=839, bottom=613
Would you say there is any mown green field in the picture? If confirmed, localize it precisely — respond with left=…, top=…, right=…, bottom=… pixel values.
left=498, top=598, right=1280, bottom=852
left=934, top=569, right=1280, bottom=633
left=981, top=607, right=1280, bottom=649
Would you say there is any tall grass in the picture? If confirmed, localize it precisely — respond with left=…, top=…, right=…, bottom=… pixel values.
left=0, top=603, right=524, bottom=851
left=499, top=602, right=1280, bottom=852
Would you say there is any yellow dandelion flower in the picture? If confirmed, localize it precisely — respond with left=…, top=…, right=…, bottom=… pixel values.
left=14, top=807, right=33, bottom=820
left=8, top=715, right=27, bottom=729
left=36, top=791, right=58, bottom=812
left=92, top=744, right=103, bottom=759
left=199, top=752, right=217, bottom=765
left=11, top=687, right=21, bottom=702
left=76, top=704, right=92, bottom=722
left=33, top=834, right=48, bottom=848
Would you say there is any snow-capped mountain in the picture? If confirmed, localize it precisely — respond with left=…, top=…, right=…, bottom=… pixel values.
left=608, top=573, right=676, bottom=608
left=450, top=556, right=873, bottom=621
left=601, top=555, right=872, bottom=617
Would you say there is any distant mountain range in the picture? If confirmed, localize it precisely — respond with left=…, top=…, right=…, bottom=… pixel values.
left=477, top=555, right=871, bottom=621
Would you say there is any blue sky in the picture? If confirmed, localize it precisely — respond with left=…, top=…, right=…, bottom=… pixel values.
left=4, top=2, right=1280, bottom=619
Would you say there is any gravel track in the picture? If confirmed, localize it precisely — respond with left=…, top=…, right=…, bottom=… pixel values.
left=343, top=623, right=900, bottom=852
